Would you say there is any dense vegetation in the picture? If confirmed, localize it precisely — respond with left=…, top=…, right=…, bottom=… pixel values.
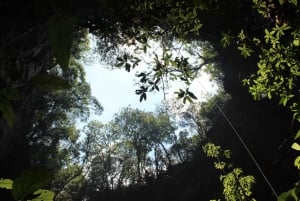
left=1, top=0, right=300, bottom=200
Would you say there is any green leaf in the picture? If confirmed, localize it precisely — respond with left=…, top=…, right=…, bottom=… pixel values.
left=267, top=91, right=272, bottom=99
left=278, top=187, right=299, bottom=201
left=238, top=44, right=253, bottom=58
left=12, top=168, right=53, bottom=201
left=29, top=189, right=55, bottom=201
left=278, top=191, right=291, bottom=201
left=293, top=39, right=300, bottom=46
left=291, top=142, right=300, bottom=151
left=280, top=96, right=289, bottom=106
left=48, top=14, right=74, bottom=71
left=30, top=74, right=71, bottom=91
left=238, top=29, right=246, bottom=40
left=0, top=178, right=13, bottom=189
left=214, top=161, right=226, bottom=170
left=294, top=156, right=300, bottom=169
left=289, top=0, right=298, bottom=6
left=192, top=22, right=203, bottom=32
left=279, top=0, right=284, bottom=5
left=295, top=130, right=300, bottom=140
left=224, top=150, right=231, bottom=159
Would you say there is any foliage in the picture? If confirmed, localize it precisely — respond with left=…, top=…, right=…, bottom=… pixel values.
left=1, top=0, right=300, bottom=200
left=277, top=183, right=300, bottom=201
left=203, top=143, right=256, bottom=201
left=223, top=1, right=300, bottom=199
left=220, top=168, right=256, bottom=201
left=109, top=107, right=176, bottom=183
left=0, top=168, right=55, bottom=201
left=0, top=179, right=13, bottom=189
left=50, top=165, right=86, bottom=201
left=279, top=130, right=300, bottom=200
left=54, top=107, right=178, bottom=198
left=116, top=40, right=219, bottom=103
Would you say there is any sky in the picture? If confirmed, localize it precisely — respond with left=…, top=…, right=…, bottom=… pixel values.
left=85, top=63, right=218, bottom=123
left=84, top=35, right=218, bottom=123
left=85, top=64, right=165, bottom=122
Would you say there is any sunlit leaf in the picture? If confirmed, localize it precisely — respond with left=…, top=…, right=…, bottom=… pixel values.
left=294, top=156, right=300, bottom=169
left=0, top=178, right=13, bottom=189
left=267, top=91, right=272, bottom=99
left=293, top=39, right=300, bottom=46
left=295, top=130, right=300, bottom=140
left=291, top=142, right=300, bottom=151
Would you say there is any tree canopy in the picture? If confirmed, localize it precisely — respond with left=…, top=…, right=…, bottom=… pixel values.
left=1, top=0, right=300, bottom=200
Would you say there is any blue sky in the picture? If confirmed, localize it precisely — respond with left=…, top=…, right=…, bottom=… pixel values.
left=85, top=63, right=218, bottom=123
left=85, top=64, right=165, bottom=122
left=84, top=36, right=218, bottom=123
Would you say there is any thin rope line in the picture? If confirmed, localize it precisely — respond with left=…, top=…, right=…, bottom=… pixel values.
left=197, top=80, right=279, bottom=199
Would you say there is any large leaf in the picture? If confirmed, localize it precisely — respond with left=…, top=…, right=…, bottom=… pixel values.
left=0, top=178, right=13, bottom=189
left=12, top=168, right=53, bottom=201
left=278, top=184, right=300, bottom=201
left=30, top=74, right=71, bottom=91
left=29, top=189, right=55, bottom=201
left=48, top=14, right=73, bottom=71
